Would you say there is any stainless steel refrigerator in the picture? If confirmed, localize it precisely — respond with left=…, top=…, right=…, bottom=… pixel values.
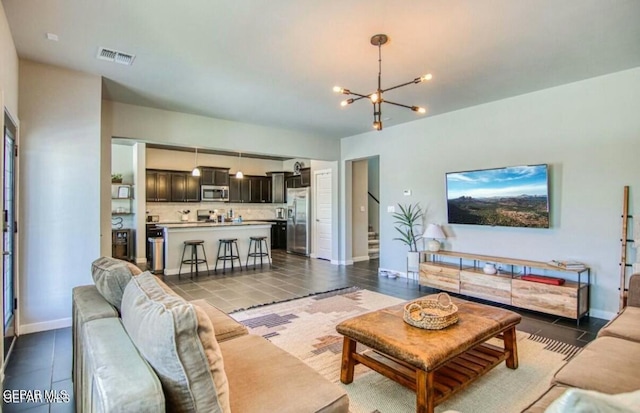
left=286, top=187, right=310, bottom=255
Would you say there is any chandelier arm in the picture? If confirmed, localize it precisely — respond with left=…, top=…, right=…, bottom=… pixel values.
left=344, top=91, right=370, bottom=99
left=381, top=79, right=421, bottom=94
left=383, top=100, right=414, bottom=110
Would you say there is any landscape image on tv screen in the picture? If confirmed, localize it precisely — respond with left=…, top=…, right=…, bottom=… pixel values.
left=446, top=164, right=550, bottom=228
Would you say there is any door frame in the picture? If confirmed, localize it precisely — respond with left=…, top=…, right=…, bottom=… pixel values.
left=2, top=103, right=20, bottom=376
left=312, top=168, right=332, bottom=261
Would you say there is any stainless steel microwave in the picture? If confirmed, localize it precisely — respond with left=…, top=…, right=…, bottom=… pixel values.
left=201, top=185, right=229, bottom=202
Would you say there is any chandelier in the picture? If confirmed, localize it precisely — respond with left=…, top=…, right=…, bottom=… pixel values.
left=333, top=34, right=432, bottom=131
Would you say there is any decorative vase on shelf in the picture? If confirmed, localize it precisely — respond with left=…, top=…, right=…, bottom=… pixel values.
left=181, top=214, right=189, bottom=222
left=483, top=263, right=497, bottom=275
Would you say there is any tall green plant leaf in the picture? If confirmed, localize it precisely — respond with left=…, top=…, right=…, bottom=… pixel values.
left=392, top=203, right=423, bottom=251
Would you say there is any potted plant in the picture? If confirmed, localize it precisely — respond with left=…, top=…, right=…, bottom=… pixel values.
left=178, top=209, right=191, bottom=222
left=393, top=203, right=424, bottom=273
left=111, top=173, right=123, bottom=183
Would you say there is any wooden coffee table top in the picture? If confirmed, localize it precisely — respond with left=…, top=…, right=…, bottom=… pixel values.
left=336, top=295, right=521, bottom=372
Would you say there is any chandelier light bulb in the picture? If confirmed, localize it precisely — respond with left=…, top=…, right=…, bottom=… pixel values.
left=412, top=106, right=427, bottom=114
left=370, top=93, right=379, bottom=103
left=341, top=98, right=354, bottom=107
left=421, top=73, right=433, bottom=82
left=333, top=86, right=343, bottom=93
left=373, top=121, right=382, bottom=130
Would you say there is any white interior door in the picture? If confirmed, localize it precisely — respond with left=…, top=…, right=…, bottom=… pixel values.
left=314, top=170, right=332, bottom=260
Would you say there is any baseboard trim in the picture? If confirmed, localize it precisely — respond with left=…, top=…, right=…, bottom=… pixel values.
left=331, top=259, right=354, bottom=265
left=20, top=317, right=72, bottom=335
left=352, top=255, right=370, bottom=263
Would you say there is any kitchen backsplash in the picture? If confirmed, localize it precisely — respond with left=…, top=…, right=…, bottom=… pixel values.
left=146, top=202, right=287, bottom=222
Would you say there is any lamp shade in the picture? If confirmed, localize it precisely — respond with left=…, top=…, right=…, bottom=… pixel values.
left=423, top=224, right=446, bottom=240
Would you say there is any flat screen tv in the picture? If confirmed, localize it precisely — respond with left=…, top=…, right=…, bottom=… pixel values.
left=446, top=164, right=550, bottom=228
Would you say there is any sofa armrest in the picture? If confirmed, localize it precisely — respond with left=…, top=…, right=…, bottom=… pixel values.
left=628, top=274, right=640, bottom=307
left=83, top=318, right=165, bottom=413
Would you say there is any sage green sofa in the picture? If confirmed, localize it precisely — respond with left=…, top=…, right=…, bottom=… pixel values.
left=72, top=257, right=349, bottom=413
left=522, top=273, right=640, bottom=412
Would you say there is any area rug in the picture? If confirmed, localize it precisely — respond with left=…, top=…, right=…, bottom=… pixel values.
left=231, top=287, right=581, bottom=413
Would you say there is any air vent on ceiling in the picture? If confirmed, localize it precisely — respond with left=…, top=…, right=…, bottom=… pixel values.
left=97, top=47, right=136, bottom=66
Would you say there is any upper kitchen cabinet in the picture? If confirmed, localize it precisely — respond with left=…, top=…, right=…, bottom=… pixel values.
left=170, top=172, right=200, bottom=202
left=229, top=175, right=271, bottom=203
left=200, top=167, right=230, bottom=186
left=300, top=167, right=311, bottom=187
left=267, top=172, right=287, bottom=203
left=146, top=170, right=170, bottom=202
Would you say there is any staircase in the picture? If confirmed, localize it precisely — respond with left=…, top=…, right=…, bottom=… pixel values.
left=368, top=230, right=379, bottom=260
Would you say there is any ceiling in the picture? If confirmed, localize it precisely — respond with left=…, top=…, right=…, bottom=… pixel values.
left=3, top=0, right=640, bottom=139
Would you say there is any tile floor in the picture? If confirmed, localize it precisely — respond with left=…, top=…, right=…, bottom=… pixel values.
left=2, top=250, right=608, bottom=411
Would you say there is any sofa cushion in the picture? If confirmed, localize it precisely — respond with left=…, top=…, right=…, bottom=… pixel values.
left=219, top=334, right=349, bottom=413
left=189, top=299, right=248, bottom=342
left=521, top=385, right=570, bottom=413
left=552, top=337, right=640, bottom=393
left=91, top=256, right=139, bottom=310
left=545, top=388, right=640, bottom=413
left=597, top=306, right=640, bottom=342
left=121, top=272, right=230, bottom=413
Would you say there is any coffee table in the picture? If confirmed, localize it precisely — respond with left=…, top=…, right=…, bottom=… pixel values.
left=336, top=295, right=521, bottom=413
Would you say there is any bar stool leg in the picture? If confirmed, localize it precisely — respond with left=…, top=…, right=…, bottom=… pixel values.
left=245, top=239, right=252, bottom=270
left=199, top=244, right=210, bottom=275
left=236, top=241, right=242, bottom=271
left=178, top=243, right=188, bottom=280
left=214, top=241, right=222, bottom=273
left=258, top=239, right=264, bottom=268
left=190, top=244, right=196, bottom=278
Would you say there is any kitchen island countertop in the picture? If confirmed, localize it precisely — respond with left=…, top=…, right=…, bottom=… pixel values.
left=157, top=221, right=273, bottom=228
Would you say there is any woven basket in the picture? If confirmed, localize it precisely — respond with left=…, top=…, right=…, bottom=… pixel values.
left=403, top=293, right=459, bottom=330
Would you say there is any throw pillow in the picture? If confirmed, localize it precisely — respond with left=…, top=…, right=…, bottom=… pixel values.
left=91, top=256, right=140, bottom=310
left=121, top=272, right=230, bottom=413
left=545, top=388, right=640, bottom=413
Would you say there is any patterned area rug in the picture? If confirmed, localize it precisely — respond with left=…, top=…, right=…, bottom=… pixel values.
left=231, top=287, right=580, bottom=413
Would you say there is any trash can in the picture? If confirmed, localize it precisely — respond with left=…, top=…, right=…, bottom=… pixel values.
left=148, top=237, right=164, bottom=274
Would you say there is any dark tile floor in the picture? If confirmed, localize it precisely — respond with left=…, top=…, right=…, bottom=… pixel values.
left=2, top=250, right=607, bottom=411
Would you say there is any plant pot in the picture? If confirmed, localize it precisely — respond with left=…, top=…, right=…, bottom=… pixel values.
left=112, top=179, right=122, bottom=184
left=181, top=214, right=189, bottom=222
left=407, top=251, right=420, bottom=272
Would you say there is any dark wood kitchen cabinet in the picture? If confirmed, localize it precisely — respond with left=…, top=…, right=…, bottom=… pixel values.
left=229, top=175, right=250, bottom=203
left=300, top=167, right=311, bottom=187
left=271, top=221, right=287, bottom=249
left=229, top=175, right=271, bottom=203
left=267, top=172, right=287, bottom=203
left=170, top=172, right=200, bottom=202
left=146, top=170, right=170, bottom=202
left=201, top=167, right=230, bottom=186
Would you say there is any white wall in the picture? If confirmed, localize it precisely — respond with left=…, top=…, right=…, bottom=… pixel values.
left=352, top=160, right=369, bottom=260
left=19, top=60, right=102, bottom=332
left=104, top=101, right=339, bottom=161
left=0, top=0, right=18, bottom=377
left=0, top=0, right=18, bottom=118
left=147, top=148, right=284, bottom=176
left=368, top=156, right=380, bottom=234
left=341, top=67, right=640, bottom=320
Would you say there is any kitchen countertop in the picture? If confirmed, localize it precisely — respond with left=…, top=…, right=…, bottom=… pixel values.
left=157, top=221, right=274, bottom=228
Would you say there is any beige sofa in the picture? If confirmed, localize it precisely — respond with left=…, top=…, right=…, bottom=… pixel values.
left=73, top=257, right=349, bottom=413
left=522, top=273, right=640, bottom=412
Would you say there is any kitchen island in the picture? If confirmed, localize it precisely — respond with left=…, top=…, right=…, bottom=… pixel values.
left=158, top=221, right=273, bottom=275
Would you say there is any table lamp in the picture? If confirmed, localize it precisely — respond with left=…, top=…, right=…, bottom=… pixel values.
left=423, top=224, right=446, bottom=252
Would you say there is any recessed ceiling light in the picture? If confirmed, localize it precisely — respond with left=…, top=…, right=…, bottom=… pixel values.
left=46, top=33, right=59, bottom=41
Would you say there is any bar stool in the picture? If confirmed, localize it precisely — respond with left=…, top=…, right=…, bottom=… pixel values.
left=178, top=240, right=209, bottom=279
left=246, top=236, right=271, bottom=270
left=214, top=238, right=242, bottom=274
